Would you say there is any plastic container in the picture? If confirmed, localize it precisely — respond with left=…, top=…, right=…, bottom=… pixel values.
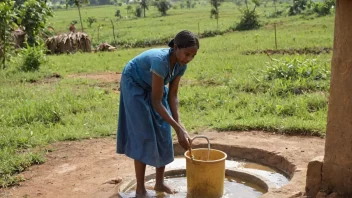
left=184, top=136, right=227, bottom=198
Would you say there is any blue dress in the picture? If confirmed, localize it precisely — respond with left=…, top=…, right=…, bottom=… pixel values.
left=117, top=48, right=187, bottom=168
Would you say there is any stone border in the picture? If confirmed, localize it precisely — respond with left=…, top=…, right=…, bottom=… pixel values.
left=119, top=142, right=295, bottom=196
left=225, top=169, right=277, bottom=191
left=120, top=169, right=276, bottom=194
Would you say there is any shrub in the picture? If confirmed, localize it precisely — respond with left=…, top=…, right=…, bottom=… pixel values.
left=87, top=17, right=97, bottom=28
left=115, top=9, right=122, bottom=19
left=266, top=10, right=285, bottom=18
left=235, top=56, right=331, bottom=96
left=200, top=30, right=223, bottom=37
left=154, top=0, right=171, bottom=16
left=288, top=0, right=312, bottom=16
left=313, top=0, right=335, bottom=16
left=264, top=57, right=330, bottom=81
left=135, top=6, right=142, bottom=17
left=235, top=9, right=261, bottom=31
left=19, top=43, right=46, bottom=72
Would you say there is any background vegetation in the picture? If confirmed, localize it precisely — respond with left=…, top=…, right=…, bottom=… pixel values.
left=0, top=0, right=335, bottom=187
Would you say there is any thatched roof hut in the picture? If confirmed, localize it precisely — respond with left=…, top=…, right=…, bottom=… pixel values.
left=45, top=32, right=91, bottom=54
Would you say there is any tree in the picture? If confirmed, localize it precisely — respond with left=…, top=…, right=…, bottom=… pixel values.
left=235, top=0, right=261, bottom=31
left=313, top=0, right=335, bottom=16
left=0, top=0, right=52, bottom=70
left=186, top=0, right=191, bottom=8
left=115, top=9, right=122, bottom=19
left=154, top=0, right=171, bottom=16
left=87, top=16, right=97, bottom=28
left=126, top=5, right=132, bottom=17
left=210, top=0, right=223, bottom=30
left=140, top=0, right=148, bottom=17
left=0, top=0, right=16, bottom=69
left=66, top=0, right=89, bottom=32
left=135, top=6, right=142, bottom=17
left=288, top=0, right=312, bottom=16
left=18, top=0, right=53, bottom=46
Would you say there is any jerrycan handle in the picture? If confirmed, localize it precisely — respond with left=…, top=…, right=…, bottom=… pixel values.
left=188, top=135, right=211, bottom=161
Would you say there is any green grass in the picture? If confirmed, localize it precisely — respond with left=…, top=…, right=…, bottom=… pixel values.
left=49, top=2, right=333, bottom=46
left=0, top=3, right=334, bottom=187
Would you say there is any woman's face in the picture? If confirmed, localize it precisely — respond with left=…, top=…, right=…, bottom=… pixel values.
left=174, top=45, right=198, bottom=66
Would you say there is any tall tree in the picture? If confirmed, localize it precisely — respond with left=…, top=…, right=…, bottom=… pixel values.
left=210, top=0, right=223, bottom=30
left=288, top=0, right=311, bottom=16
left=154, top=0, right=171, bottom=16
left=235, top=0, right=261, bottom=31
left=0, top=0, right=16, bottom=69
left=126, top=5, right=132, bottom=17
left=18, top=0, right=53, bottom=46
left=66, top=0, right=89, bottom=32
left=186, top=0, right=191, bottom=9
left=140, top=0, right=148, bottom=17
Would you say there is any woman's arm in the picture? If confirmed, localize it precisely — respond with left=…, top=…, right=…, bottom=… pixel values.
left=152, top=73, right=190, bottom=149
left=152, top=73, right=180, bottom=130
left=168, top=75, right=181, bottom=124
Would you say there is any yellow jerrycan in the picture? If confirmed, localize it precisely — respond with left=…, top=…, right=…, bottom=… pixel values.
left=184, top=135, right=227, bottom=198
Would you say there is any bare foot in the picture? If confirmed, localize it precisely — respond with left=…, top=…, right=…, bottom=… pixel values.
left=154, top=182, right=177, bottom=194
left=135, top=189, right=152, bottom=198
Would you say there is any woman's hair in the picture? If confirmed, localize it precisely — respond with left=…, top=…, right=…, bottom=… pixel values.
left=168, top=30, right=199, bottom=49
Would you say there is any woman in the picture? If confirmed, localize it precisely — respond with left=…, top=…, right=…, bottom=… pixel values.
left=117, top=30, right=199, bottom=197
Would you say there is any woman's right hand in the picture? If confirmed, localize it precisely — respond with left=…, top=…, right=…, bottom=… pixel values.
left=176, top=126, right=190, bottom=150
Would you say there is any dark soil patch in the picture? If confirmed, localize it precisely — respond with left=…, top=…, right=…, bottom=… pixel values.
left=29, top=73, right=62, bottom=84
left=67, top=72, right=121, bottom=93
left=67, top=72, right=121, bottom=83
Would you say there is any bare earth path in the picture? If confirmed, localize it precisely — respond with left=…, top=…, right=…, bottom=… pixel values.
left=0, top=131, right=325, bottom=198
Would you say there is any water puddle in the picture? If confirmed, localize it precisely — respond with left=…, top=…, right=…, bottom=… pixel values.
left=166, top=158, right=289, bottom=188
left=119, top=174, right=265, bottom=198
left=119, top=158, right=290, bottom=198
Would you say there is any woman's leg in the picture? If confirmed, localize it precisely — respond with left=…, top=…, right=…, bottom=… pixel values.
left=154, top=166, right=176, bottom=194
left=135, top=160, right=148, bottom=196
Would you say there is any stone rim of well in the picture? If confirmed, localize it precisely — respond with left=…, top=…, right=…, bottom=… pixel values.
left=119, top=142, right=294, bottom=195
left=119, top=168, right=276, bottom=194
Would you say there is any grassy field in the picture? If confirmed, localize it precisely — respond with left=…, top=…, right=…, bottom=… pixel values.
left=0, top=2, right=334, bottom=187
left=50, top=2, right=306, bottom=46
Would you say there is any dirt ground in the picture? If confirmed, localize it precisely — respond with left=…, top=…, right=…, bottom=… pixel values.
left=0, top=131, right=325, bottom=198
left=67, top=72, right=122, bottom=83
left=2, top=73, right=326, bottom=197
left=40, top=72, right=196, bottom=91
left=66, top=72, right=122, bottom=93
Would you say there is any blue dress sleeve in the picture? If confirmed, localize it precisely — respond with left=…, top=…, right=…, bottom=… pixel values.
left=177, top=65, right=188, bottom=76
left=150, top=57, right=168, bottom=79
